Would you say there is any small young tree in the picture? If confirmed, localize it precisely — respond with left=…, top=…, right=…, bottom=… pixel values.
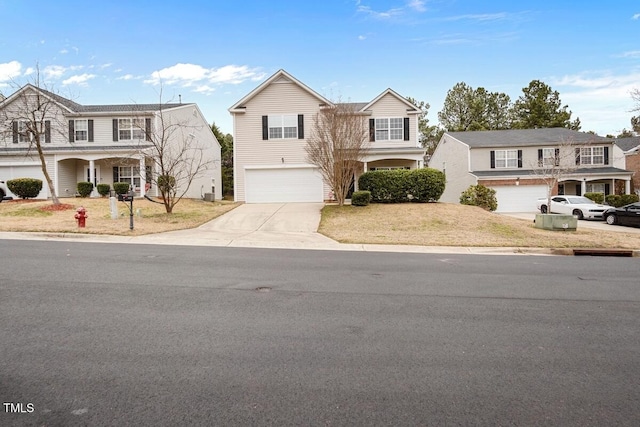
left=305, top=102, right=370, bottom=206
left=529, top=139, right=584, bottom=213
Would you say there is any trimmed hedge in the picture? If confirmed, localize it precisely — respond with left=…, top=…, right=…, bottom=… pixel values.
left=96, top=183, right=111, bottom=197
left=351, top=190, right=371, bottom=206
left=113, top=182, right=131, bottom=195
left=6, top=178, right=43, bottom=199
left=358, top=168, right=445, bottom=203
left=584, top=192, right=604, bottom=204
left=459, top=184, right=498, bottom=211
left=76, top=182, right=94, bottom=197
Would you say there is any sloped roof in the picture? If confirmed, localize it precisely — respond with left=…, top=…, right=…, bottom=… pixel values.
left=614, top=136, right=640, bottom=152
left=1, top=84, right=187, bottom=114
left=447, top=128, right=613, bottom=148
left=228, top=69, right=332, bottom=112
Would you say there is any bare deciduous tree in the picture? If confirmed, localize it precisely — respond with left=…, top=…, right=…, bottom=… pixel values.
left=0, top=72, right=62, bottom=204
left=132, top=94, right=215, bottom=214
left=529, top=139, right=584, bottom=212
left=305, top=103, right=370, bottom=206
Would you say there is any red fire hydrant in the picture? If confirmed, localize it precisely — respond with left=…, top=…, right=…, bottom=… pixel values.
left=75, top=206, right=88, bottom=228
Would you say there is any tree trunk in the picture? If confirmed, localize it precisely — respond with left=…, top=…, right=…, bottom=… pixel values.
left=35, top=140, right=59, bottom=205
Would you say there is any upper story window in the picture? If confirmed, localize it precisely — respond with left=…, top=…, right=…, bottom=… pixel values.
left=113, top=118, right=151, bottom=142
left=579, top=146, right=604, bottom=165
left=262, top=114, right=304, bottom=140
left=494, top=150, right=518, bottom=168
left=369, top=117, right=409, bottom=142
left=539, top=148, right=559, bottom=167
left=69, top=119, right=94, bottom=142
left=12, top=120, right=51, bottom=144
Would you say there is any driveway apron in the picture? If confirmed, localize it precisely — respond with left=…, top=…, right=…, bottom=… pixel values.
left=136, top=203, right=340, bottom=249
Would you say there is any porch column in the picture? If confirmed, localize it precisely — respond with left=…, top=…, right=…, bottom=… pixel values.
left=364, top=162, right=368, bottom=172
left=139, top=157, right=146, bottom=197
left=625, top=179, right=631, bottom=194
left=89, top=160, right=96, bottom=197
left=581, top=179, right=586, bottom=195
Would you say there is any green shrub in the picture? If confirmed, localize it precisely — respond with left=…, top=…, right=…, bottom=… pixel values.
left=6, top=178, right=43, bottom=199
left=96, top=183, right=111, bottom=197
left=619, top=194, right=639, bottom=206
left=584, top=192, right=604, bottom=204
left=113, top=182, right=131, bottom=195
left=351, top=190, right=371, bottom=206
left=358, top=168, right=445, bottom=203
left=605, top=194, right=622, bottom=207
left=459, top=184, right=498, bottom=211
left=76, top=181, right=94, bottom=197
left=404, top=168, right=445, bottom=202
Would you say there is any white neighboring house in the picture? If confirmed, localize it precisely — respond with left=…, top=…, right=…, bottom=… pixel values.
left=0, top=84, right=221, bottom=201
left=429, top=128, right=633, bottom=212
left=228, top=69, right=426, bottom=203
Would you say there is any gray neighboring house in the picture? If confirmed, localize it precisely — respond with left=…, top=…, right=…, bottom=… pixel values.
left=0, top=84, right=221, bottom=200
left=429, top=128, right=634, bottom=212
left=615, top=136, right=640, bottom=194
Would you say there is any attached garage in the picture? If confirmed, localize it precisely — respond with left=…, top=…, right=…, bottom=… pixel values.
left=491, top=185, right=547, bottom=213
left=1, top=164, right=48, bottom=199
left=244, top=165, right=324, bottom=203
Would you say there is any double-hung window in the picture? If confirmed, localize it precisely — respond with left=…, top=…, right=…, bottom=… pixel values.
left=580, top=147, right=604, bottom=165
left=118, top=118, right=145, bottom=141
left=17, top=121, right=30, bottom=143
left=374, top=118, right=404, bottom=141
left=268, top=115, right=297, bottom=139
left=495, top=150, right=518, bottom=168
left=75, top=120, right=88, bottom=142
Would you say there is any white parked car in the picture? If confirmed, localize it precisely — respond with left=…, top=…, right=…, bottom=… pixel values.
left=536, top=195, right=607, bottom=220
left=0, top=180, right=8, bottom=202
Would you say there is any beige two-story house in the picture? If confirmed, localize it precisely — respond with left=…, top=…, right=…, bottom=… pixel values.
left=429, top=128, right=633, bottom=212
left=0, top=84, right=221, bottom=201
left=229, top=69, right=425, bottom=203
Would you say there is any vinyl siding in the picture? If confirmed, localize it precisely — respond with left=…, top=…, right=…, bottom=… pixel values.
left=368, top=93, right=417, bottom=149
left=233, top=80, right=325, bottom=202
left=429, top=134, right=475, bottom=203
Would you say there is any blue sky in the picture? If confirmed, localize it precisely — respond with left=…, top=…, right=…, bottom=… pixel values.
left=1, top=0, right=639, bottom=136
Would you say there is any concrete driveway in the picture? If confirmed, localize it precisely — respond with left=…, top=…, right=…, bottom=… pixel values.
left=138, top=203, right=341, bottom=249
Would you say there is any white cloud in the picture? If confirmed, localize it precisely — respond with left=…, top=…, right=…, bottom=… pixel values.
left=552, top=71, right=640, bottom=135
left=443, top=13, right=509, bottom=22
left=0, top=61, right=22, bottom=82
left=194, top=85, right=215, bottom=94
left=619, top=50, right=640, bottom=58
left=145, top=63, right=265, bottom=88
left=407, top=0, right=426, bottom=12
left=632, top=13, right=640, bottom=20
left=358, top=35, right=366, bottom=40
left=117, top=74, right=136, bottom=81
left=43, top=65, right=68, bottom=78
left=357, top=3, right=403, bottom=19
left=62, top=73, right=96, bottom=86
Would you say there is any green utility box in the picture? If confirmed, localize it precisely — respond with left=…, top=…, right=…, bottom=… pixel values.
left=534, top=214, right=578, bottom=231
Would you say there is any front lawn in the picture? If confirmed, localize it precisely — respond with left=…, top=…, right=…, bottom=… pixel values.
left=319, top=203, right=640, bottom=249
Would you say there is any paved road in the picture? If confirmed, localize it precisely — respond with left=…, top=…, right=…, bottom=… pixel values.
left=1, top=241, right=638, bottom=426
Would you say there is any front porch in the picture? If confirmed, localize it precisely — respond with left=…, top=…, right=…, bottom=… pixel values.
left=353, top=147, right=426, bottom=192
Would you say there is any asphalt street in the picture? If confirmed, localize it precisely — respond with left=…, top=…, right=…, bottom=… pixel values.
left=1, top=240, right=639, bottom=426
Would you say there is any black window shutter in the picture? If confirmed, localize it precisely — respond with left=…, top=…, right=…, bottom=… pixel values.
left=517, top=150, right=523, bottom=168
left=369, top=119, right=375, bottom=142
left=538, top=149, right=543, bottom=166
left=490, top=150, right=495, bottom=169
left=403, top=117, right=410, bottom=141
left=298, top=114, right=304, bottom=139
left=12, top=121, right=18, bottom=144
left=113, top=119, right=119, bottom=141
left=145, top=118, right=152, bottom=141
left=604, top=146, right=609, bottom=165
left=113, top=167, right=119, bottom=183
left=88, top=120, right=94, bottom=142
left=45, top=120, right=51, bottom=143
left=262, top=116, right=269, bottom=140
left=575, top=148, right=581, bottom=165
left=554, top=148, right=560, bottom=166
left=604, top=183, right=610, bottom=195
left=69, top=120, right=75, bottom=142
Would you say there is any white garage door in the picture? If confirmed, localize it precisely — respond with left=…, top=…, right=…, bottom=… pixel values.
left=245, top=166, right=323, bottom=203
left=491, top=185, right=547, bottom=213
left=1, top=165, right=48, bottom=199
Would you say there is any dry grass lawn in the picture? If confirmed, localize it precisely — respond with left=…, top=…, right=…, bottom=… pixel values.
left=0, top=197, right=239, bottom=236
left=319, top=203, right=640, bottom=249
